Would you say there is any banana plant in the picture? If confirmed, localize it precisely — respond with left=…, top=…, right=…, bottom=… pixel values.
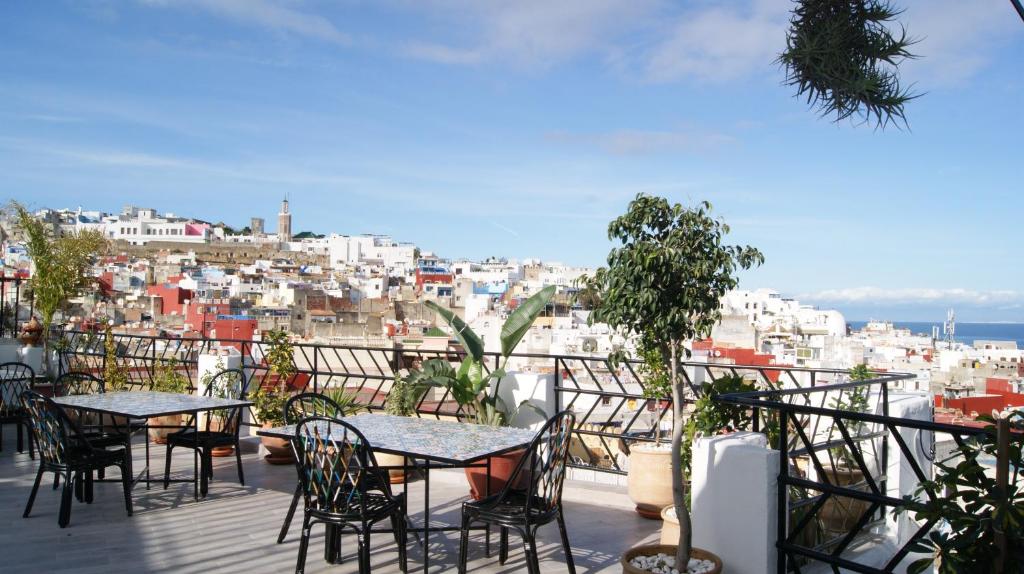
left=420, top=285, right=555, bottom=426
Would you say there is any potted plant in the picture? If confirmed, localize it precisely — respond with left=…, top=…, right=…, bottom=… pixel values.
left=625, top=340, right=676, bottom=518
left=203, top=357, right=244, bottom=457
left=377, top=373, right=430, bottom=484
left=9, top=202, right=106, bottom=378
left=419, top=285, right=554, bottom=499
left=148, top=358, right=189, bottom=444
left=251, top=382, right=291, bottom=464
left=581, top=194, right=762, bottom=573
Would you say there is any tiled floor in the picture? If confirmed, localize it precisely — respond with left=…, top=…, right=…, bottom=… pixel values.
left=0, top=430, right=659, bottom=573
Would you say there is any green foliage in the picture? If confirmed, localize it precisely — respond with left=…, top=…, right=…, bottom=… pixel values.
left=103, top=325, right=130, bottom=392
left=899, top=416, right=1024, bottom=573
left=251, top=385, right=289, bottom=426
left=323, top=387, right=367, bottom=416
left=263, top=329, right=296, bottom=380
left=421, top=285, right=555, bottom=426
left=681, top=375, right=758, bottom=475
left=423, top=326, right=447, bottom=338
left=151, top=358, right=189, bottom=394
left=384, top=374, right=428, bottom=417
left=778, top=0, right=918, bottom=128
left=830, top=363, right=873, bottom=466
left=638, top=338, right=672, bottom=401
left=11, top=202, right=107, bottom=334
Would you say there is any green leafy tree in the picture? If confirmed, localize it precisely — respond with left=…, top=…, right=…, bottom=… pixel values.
left=103, top=324, right=130, bottom=392
left=11, top=202, right=106, bottom=376
left=580, top=194, right=763, bottom=564
left=419, top=286, right=554, bottom=426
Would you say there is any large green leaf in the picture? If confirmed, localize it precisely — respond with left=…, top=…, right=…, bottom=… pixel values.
left=500, top=285, right=555, bottom=357
left=424, top=300, right=485, bottom=361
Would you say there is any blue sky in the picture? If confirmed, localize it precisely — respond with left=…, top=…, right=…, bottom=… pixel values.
left=1, top=1, right=1022, bottom=321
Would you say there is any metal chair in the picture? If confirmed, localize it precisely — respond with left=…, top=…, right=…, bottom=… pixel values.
left=290, top=416, right=407, bottom=574
left=457, top=411, right=577, bottom=574
left=20, top=390, right=133, bottom=528
left=277, top=392, right=347, bottom=543
left=162, top=368, right=248, bottom=496
left=53, top=371, right=136, bottom=481
left=0, top=362, right=36, bottom=458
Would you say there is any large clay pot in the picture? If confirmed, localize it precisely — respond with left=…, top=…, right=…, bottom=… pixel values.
left=149, top=414, right=184, bottom=444
left=660, top=505, right=679, bottom=545
left=375, top=451, right=410, bottom=484
left=208, top=417, right=234, bottom=457
left=627, top=444, right=675, bottom=519
left=621, top=544, right=722, bottom=574
left=261, top=422, right=294, bottom=465
left=819, top=466, right=871, bottom=534
left=465, top=449, right=527, bottom=500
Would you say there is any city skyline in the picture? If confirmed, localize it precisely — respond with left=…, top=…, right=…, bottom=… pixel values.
left=1, top=1, right=1021, bottom=322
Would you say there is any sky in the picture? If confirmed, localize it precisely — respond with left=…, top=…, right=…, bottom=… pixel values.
left=0, top=1, right=1022, bottom=322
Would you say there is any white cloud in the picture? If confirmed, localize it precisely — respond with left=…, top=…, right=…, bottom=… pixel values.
left=643, top=0, right=789, bottom=83
left=546, top=128, right=735, bottom=155
left=900, top=0, right=1020, bottom=86
left=139, top=0, right=349, bottom=44
left=801, top=287, right=1024, bottom=306
left=402, top=41, right=483, bottom=65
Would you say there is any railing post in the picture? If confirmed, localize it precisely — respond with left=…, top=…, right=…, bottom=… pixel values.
left=553, top=357, right=560, bottom=413
left=312, top=344, right=319, bottom=394
left=880, top=377, right=889, bottom=520
left=777, top=406, right=789, bottom=574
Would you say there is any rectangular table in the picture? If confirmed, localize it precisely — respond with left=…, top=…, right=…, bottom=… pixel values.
left=53, top=391, right=253, bottom=500
left=259, top=414, right=538, bottom=573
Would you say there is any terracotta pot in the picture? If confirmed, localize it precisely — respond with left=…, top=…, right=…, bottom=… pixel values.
left=465, top=449, right=527, bottom=500
left=819, top=466, right=872, bottom=534
left=208, top=418, right=234, bottom=457
left=261, top=422, right=294, bottom=465
left=621, top=544, right=722, bottom=574
left=627, top=445, right=675, bottom=519
left=149, top=414, right=184, bottom=444
left=375, top=452, right=409, bottom=484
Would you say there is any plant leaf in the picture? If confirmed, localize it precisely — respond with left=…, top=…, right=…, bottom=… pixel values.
left=500, top=285, right=555, bottom=357
left=425, top=300, right=485, bottom=361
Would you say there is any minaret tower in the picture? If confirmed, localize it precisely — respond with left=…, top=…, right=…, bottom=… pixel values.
left=278, top=196, right=292, bottom=243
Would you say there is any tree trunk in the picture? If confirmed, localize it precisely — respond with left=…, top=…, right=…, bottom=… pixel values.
left=670, top=343, right=692, bottom=566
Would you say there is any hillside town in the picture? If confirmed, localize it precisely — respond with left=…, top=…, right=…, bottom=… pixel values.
left=2, top=200, right=1021, bottom=427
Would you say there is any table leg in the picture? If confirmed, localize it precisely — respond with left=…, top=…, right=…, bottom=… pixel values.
left=145, top=421, right=151, bottom=490
left=193, top=414, right=199, bottom=501
left=423, top=463, right=430, bottom=574
left=485, top=457, right=492, bottom=557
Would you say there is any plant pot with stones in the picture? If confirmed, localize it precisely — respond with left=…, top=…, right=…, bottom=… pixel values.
left=149, top=414, right=184, bottom=444
left=464, top=448, right=528, bottom=500
left=621, top=544, right=722, bottom=574
left=261, top=421, right=294, bottom=465
left=627, top=443, right=675, bottom=519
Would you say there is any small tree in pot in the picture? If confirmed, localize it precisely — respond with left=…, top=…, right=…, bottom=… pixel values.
left=581, top=194, right=763, bottom=570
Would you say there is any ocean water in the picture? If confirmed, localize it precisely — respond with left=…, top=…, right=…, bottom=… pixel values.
left=847, top=321, right=1024, bottom=349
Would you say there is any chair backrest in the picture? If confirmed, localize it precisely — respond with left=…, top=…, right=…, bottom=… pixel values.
left=291, top=416, right=387, bottom=517
left=54, top=372, right=105, bottom=397
left=0, top=361, right=35, bottom=416
left=201, top=368, right=249, bottom=435
left=504, top=410, right=577, bottom=516
left=284, top=392, right=344, bottom=424
left=20, top=390, right=79, bottom=467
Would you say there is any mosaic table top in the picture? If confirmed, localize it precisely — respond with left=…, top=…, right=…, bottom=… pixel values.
left=52, top=391, right=252, bottom=419
left=259, top=413, right=538, bottom=464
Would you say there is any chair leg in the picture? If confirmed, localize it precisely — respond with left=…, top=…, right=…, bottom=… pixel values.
left=524, top=530, right=541, bottom=574
left=397, top=505, right=408, bottom=573
left=295, top=515, right=311, bottom=574
left=163, top=444, right=174, bottom=489
left=278, top=483, right=302, bottom=544
left=23, top=467, right=44, bottom=518
left=74, top=471, right=84, bottom=502
left=84, top=470, right=94, bottom=504
left=499, top=527, right=509, bottom=564
left=58, top=472, right=74, bottom=528
left=458, top=513, right=471, bottom=574
left=557, top=509, right=576, bottom=574
left=359, top=526, right=372, bottom=574
left=121, top=460, right=134, bottom=516
left=200, top=451, right=210, bottom=497
left=234, top=441, right=245, bottom=486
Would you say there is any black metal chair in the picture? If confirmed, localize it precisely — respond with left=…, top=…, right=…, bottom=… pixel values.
left=291, top=416, right=407, bottom=574
left=162, top=368, right=248, bottom=496
left=0, top=362, right=36, bottom=458
left=278, top=392, right=347, bottom=544
left=458, top=411, right=577, bottom=574
left=20, top=390, right=133, bottom=528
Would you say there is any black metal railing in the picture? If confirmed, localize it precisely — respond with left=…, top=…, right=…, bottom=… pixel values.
left=717, top=373, right=986, bottom=574
left=0, top=276, right=34, bottom=339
